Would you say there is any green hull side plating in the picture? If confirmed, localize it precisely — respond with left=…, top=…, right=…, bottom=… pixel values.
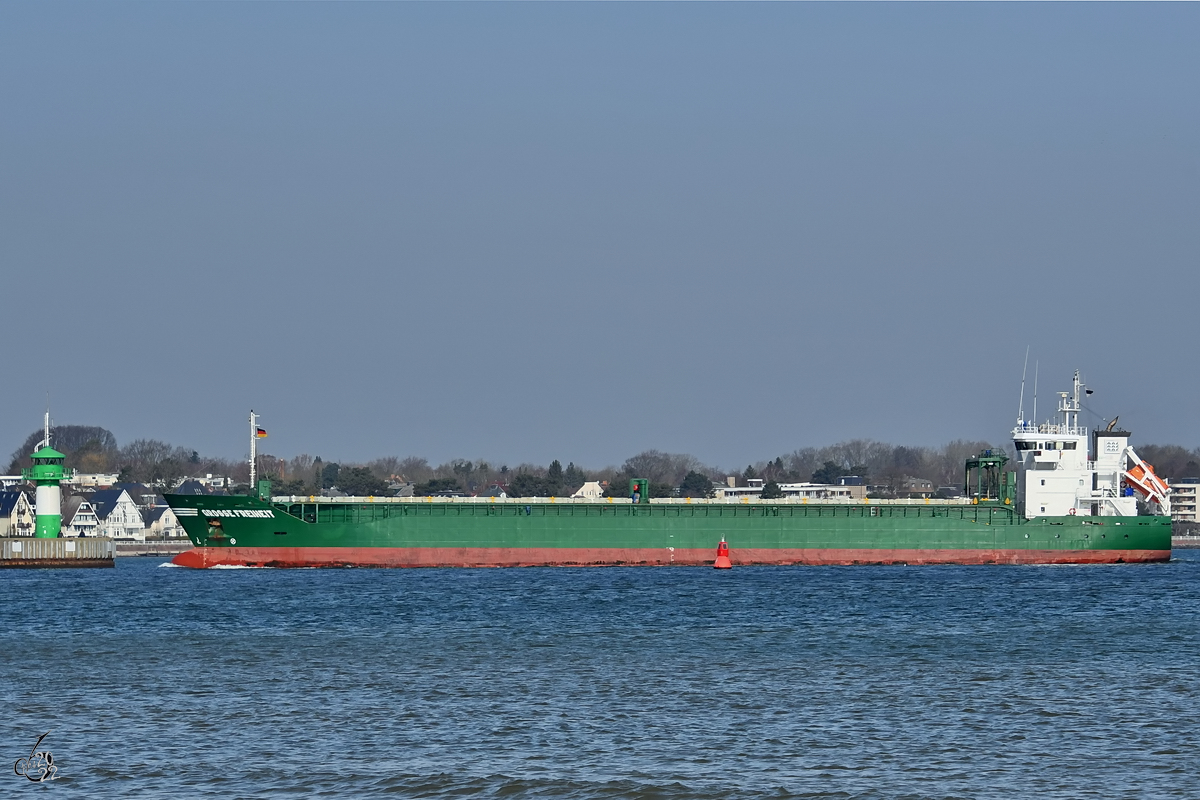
left=165, top=494, right=1171, bottom=558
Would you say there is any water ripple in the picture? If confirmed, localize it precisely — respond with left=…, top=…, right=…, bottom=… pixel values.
left=1, top=556, right=1198, bottom=797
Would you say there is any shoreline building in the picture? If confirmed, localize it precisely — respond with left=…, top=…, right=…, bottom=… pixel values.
left=717, top=478, right=868, bottom=502
left=89, top=488, right=147, bottom=541
left=1170, top=479, right=1198, bottom=530
left=62, top=497, right=100, bottom=538
left=0, top=491, right=37, bottom=537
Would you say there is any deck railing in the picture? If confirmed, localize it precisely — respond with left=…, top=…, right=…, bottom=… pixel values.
left=272, top=494, right=980, bottom=507
left=1013, top=423, right=1088, bottom=437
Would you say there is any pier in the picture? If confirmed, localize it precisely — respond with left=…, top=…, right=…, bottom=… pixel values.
left=1, top=537, right=114, bottom=568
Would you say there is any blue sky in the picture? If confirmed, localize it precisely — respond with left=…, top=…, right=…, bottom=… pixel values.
left=2, top=3, right=1197, bottom=470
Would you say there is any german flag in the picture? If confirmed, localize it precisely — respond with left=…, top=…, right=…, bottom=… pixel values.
left=255, top=427, right=268, bottom=438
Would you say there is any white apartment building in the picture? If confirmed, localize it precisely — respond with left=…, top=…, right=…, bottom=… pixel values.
left=717, top=478, right=867, bottom=501
left=1170, top=480, right=1199, bottom=527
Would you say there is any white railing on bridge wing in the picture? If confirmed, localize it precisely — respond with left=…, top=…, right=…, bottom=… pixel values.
left=1013, top=423, right=1089, bottom=437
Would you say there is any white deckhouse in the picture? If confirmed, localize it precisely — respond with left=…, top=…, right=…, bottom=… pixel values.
left=1013, top=371, right=1170, bottom=520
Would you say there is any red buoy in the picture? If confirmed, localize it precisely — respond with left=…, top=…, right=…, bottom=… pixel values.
left=714, top=539, right=732, bottom=569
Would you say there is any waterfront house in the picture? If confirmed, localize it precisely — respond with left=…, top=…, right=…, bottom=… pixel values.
left=62, top=495, right=100, bottom=537
left=173, top=478, right=214, bottom=496
left=0, top=490, right=36, bottom=537
left=89, top=488, right=147, bottom=541
left=171, top=475, right=231, bottom=495
left=570, top=481, right=604, bottom=500
left=899, top=477, right=935, bottom=499
left=195, top=474, right=231, bottom=491
left=70, top=472, right=120, bottom=488
left=142, top=505, right=186, bottom=538
left=113, top=482, right=159, bottom=507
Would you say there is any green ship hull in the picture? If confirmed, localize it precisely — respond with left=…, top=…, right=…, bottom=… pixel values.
left=165, top=494, right=1171, bottom=568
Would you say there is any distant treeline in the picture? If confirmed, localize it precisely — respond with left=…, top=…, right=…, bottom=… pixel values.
left=8, top=426, right=1200, bottom=498
left=5, top=426, right=239, bottom=488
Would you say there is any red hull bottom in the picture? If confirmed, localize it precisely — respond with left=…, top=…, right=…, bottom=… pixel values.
left=172, top=546, right=1171, bottom=569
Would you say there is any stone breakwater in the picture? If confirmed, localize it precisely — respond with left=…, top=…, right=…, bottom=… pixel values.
left=0, top=537, right=114, bottom=567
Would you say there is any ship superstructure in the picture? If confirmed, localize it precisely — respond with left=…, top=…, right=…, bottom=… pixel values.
left=1012, top=370, right=1170, bottom=520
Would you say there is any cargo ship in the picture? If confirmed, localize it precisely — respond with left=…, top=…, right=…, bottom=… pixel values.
left=167, top=373, right=1172, bottom=568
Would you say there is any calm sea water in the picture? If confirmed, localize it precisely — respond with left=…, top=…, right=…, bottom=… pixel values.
left=2, top=555, right=1199, bottom=798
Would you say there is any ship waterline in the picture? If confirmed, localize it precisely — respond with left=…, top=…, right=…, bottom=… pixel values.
left=172, top=545, right=1171, bottom=569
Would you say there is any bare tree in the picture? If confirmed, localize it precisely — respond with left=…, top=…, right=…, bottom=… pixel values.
left=933, top=440, right=1000, bottom=487
left=367, top=456, right=404, bottom=480
left=1137, top=445, right=1200, bottom=481
left=6, top=425, right=119, bottom=474
left=288, top=454, right=317, bottom=477
left=118, top=439, right=193, bottom=485
left=620, top=450, right=711, bottom=487
left=396, top=457, right=433, bottom=483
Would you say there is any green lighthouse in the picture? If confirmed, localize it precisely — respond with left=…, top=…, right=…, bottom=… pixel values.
left=21, top=413, right=73, bottom=538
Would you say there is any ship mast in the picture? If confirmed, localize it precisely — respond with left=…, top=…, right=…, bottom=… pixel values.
left=1032, top=362, right=1038, bottom=425
left=1017, top=347, right=1029, bottom=426
left=249, top=410, right=258, bottom=489
left=1057, top=369, right=1084, bottom=430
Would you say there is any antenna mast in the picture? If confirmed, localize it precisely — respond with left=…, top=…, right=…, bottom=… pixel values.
left=1032, top=361, right=1038, bottom=425
left=1059, top=369, right=1084, bottom=429
left=1018, top=346, right=1029, bottom=424
left=249, top=410, right=257, bottom=489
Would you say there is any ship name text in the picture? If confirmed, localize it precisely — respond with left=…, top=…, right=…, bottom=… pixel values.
left=201, top=509, right=275, bottom=519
